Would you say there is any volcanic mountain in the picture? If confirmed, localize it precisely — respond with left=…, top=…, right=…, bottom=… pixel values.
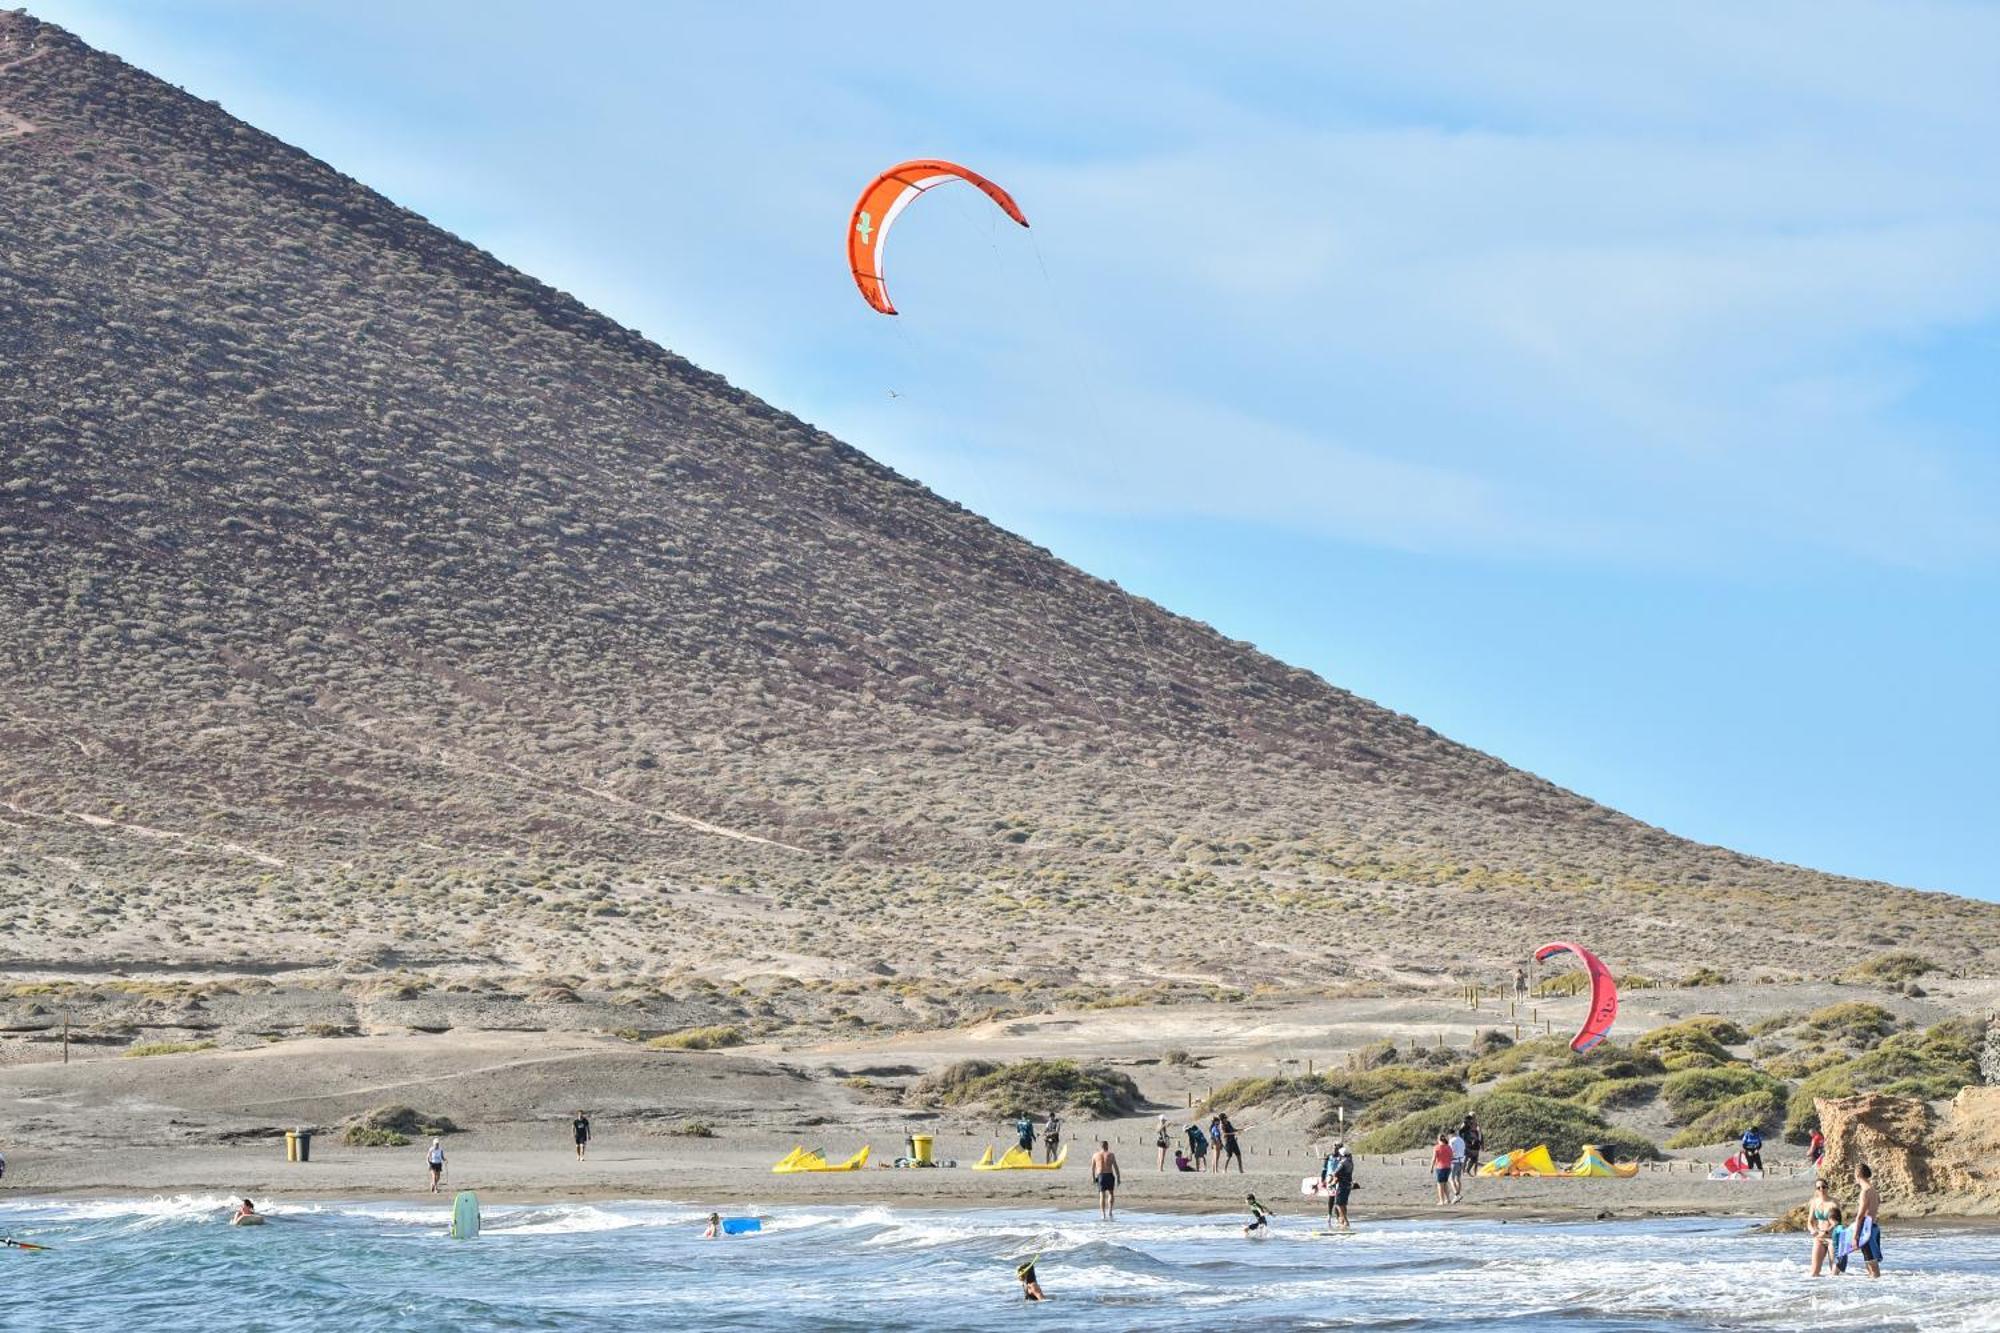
left=2, top=12, right=1991, bottom=989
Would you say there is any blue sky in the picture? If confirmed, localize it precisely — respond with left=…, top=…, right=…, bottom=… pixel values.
left=26, top=1, right=1999, bottom=898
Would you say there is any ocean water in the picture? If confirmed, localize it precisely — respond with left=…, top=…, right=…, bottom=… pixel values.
left=3, top=1197, right=1996, bottom=1332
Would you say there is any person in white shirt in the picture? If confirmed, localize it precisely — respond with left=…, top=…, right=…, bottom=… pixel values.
left=1448, top=1130, right=1467, bottom=1202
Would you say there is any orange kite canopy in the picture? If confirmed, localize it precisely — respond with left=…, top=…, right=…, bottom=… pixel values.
left=1533, top=940, right=1619, bottom=1053
left=847, top=159, right=1029, bottom=315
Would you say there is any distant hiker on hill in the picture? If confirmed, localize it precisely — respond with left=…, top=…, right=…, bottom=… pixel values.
left=1091, top=1141, right=1121, bottom=1220
left=1015, top=1113, right=1036, bottom=1155
left=573, top=1110, right=591, bottom=1160
left=1514, top=966, right=1529, bottom=1001
left=1043, top=1109, right=1062, bottom=1164
left=1185, top=1121, right=1208, bottom=1171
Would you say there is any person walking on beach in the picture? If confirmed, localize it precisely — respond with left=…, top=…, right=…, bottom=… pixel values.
left=1043, top=1109, right=1063, bottom=1164
left=1155, top=1114, right=1172, bottom=1171
left=1852, top=1163, right=1883, bottom=1278
left=1460, top=1114, right=1484, bottom=1177
left=1806, top=1178, right=1836, bottom=1276
left=1219, top=1113, right=1245, bottom=1173
left=1448, top=1126, right=1468, bottom=1202
left=1091, top=1140, right=1121, bottom=1220
left=426, top=1137, right=446, bottom=1193
left=1431, top=1132, right=1454, bottom=1205
left=1015, top=1112, right=1036, bottom=1156
left=1323, top=1143, right=1354, bottom=1231
left=573, top=1110, right=591, bottom=1160
left=1514, top=966, right=1529, bottom=1003
left=1739, top=1126, right=1765, bottom=1177
left=1185, top=1121, right=1208, bottom=1172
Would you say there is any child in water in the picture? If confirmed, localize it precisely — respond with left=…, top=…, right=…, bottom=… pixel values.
left=1243, top=1193, right=1274, bottom=1236
left=1016, top=1258, right=1044, bottom=1301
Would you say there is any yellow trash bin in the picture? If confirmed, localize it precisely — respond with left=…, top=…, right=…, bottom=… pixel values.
left=285, top=1130, right=299, bottom=1163
left=910, top=1134, right=934, bottom=1166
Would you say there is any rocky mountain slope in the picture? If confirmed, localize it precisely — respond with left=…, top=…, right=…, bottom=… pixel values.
left=3, top=12, right=1994, bottom=988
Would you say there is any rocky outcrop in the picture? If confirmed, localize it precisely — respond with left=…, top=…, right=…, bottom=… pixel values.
left=1814, top=1089, right=2000, bottom=1216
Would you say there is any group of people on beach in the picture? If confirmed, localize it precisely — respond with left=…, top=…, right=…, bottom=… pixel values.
left=1429, top=1115, right=1483, bottom=1205
left=1153, top=1112, right=1245, bottom=1173
left=1013, top=1110, right=1062, bottom=1163
left=1806, top=1163, right=1883, bottom=1279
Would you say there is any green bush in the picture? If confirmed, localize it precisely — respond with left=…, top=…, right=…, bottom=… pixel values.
left=341, top=1126, right=410, bottom=1147
left=1351, top=1091, right=1662, bottom=1163
left=122, top=1040, right=216, bottom=1058
left=1576, top=1076, right=1663, bottom=1111
left=1636, top=1017, right=1745, bottom=1069
left=1661, top=1067, right=1783, bottom=1125
left=1783, top=1029, right=1981, bottom=1141
left=1493, top=1067, right=1604, bottom=1101
left=348, top=1104, right=460, bottom=1137
left=1841, top=952, right=1939, bottom=986
left=648, top=1025, right=745, bottom=1051
left=1664, top=1087, right=1789, bottom=1148
left=1798, top=1002, right=1901, bottom=1047
left=915, top=1058, right=1143, bottom=1117
left=1678, top=967, right=1729, bottom=987
left=1198, top=1066, right=1461, bottom=1129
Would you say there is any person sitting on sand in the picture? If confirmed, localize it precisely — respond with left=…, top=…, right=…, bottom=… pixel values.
left=1091, top=1140, right=1120, bottom=1221
left=426, top=1138, right=446, bottom=1193
left=1243, top=1193, right=1273, bottom=1237
left=1174, top=1149, right=1194, bottom=1172
left=703, top=1212, right=721, bottom=1239
left=1017, top=1258, right=1045, bottom=1301
left=1807, top=1179, right=1836, bottom=1276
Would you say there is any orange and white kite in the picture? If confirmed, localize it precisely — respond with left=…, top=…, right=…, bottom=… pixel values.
left=847, top=160, right=1029, bottom=315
